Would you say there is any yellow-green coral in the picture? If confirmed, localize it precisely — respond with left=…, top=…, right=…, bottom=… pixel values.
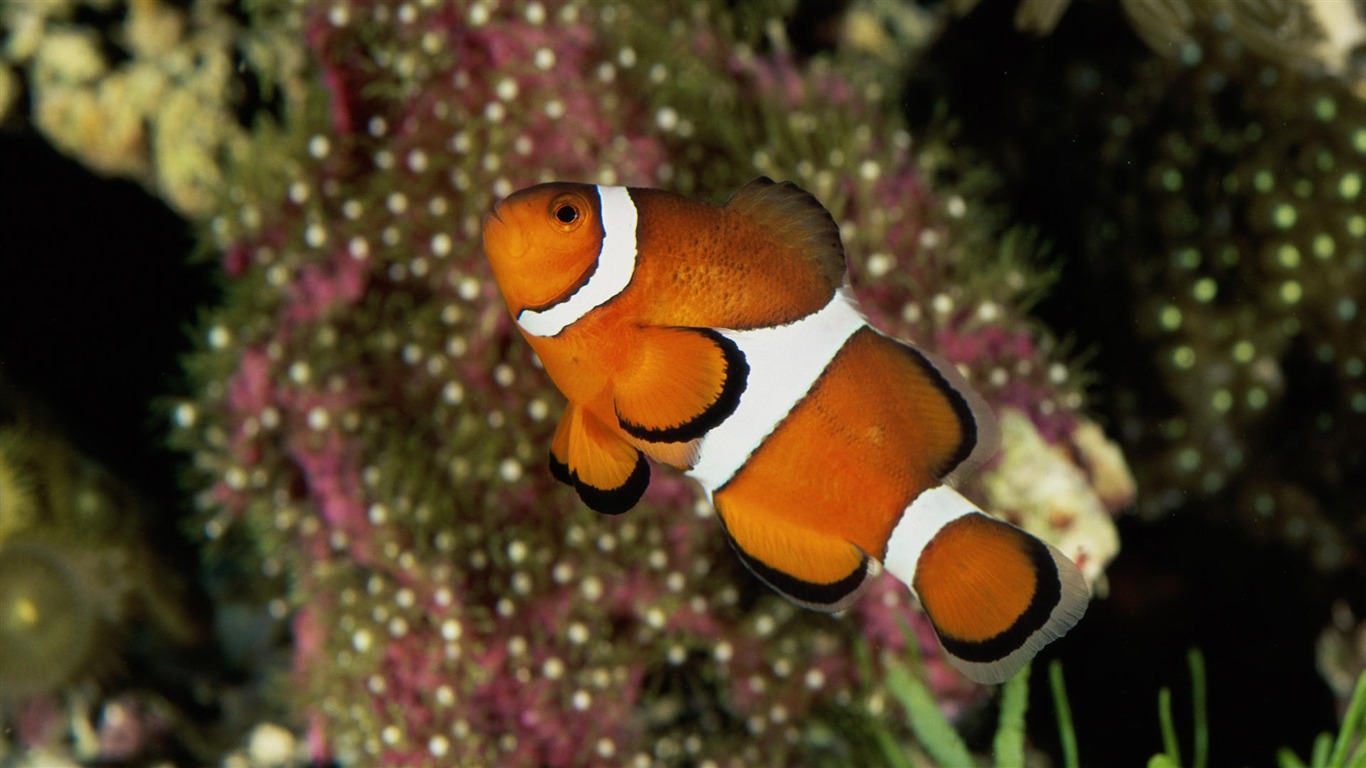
left=1, top=0, right=308, bottom=215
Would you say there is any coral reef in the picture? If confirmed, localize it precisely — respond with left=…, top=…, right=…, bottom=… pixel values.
left=92, top=0, right=1129, bottom=765
left=0, top=0, right=1134, bottom=762
left=16, top=0, right=1366, bottom=762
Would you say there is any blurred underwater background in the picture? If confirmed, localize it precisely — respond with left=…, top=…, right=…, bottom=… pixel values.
left=0, top=0, right=1364, bottom=765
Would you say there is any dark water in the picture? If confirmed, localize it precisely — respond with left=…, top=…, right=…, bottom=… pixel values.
left=0, top=133, right=209, bottom=567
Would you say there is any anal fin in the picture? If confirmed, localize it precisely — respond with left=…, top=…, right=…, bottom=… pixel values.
left=550, top=403, right=650, bottom=515
left=715, top=493, right=872, bottom=613
left=614, top=326, right=747, bottom=445
left=549, top=407, right=574, bottom=486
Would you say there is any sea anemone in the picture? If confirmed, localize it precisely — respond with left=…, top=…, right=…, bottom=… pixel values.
left=0, top=538, right=105, bottom=699
left=0, top=416, right=195, bottom=760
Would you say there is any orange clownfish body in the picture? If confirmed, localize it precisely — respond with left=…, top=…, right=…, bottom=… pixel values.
left=482, top=178, right=1088, bottom=683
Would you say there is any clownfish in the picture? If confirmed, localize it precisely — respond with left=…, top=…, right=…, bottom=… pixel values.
left=482, top=177, right=1088, bottom=683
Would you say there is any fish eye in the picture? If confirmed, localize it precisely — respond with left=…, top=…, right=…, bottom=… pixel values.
left=548, top=194, right=586, bottom=232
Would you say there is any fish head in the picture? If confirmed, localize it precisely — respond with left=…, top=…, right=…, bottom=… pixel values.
left=482, top=182, right=606, bottom=316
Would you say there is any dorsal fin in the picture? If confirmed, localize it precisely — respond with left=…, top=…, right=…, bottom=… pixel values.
left=724, top=177, right=846, bottom=288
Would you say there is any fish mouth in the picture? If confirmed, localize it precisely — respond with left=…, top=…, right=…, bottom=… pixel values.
left=484, top=197, right=513, bottom=232
left=481, top=205, right=511, bottom=255
left=481, top=204, right=528, bottom=291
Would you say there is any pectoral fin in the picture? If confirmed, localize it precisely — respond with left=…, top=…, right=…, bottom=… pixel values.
left=550, top=403, right=650, bottom=515
left=614, top=326, right=748, bottom=444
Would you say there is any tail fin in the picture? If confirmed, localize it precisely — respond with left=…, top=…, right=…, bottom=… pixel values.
left=883, top=486, right=1089, bottom=684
